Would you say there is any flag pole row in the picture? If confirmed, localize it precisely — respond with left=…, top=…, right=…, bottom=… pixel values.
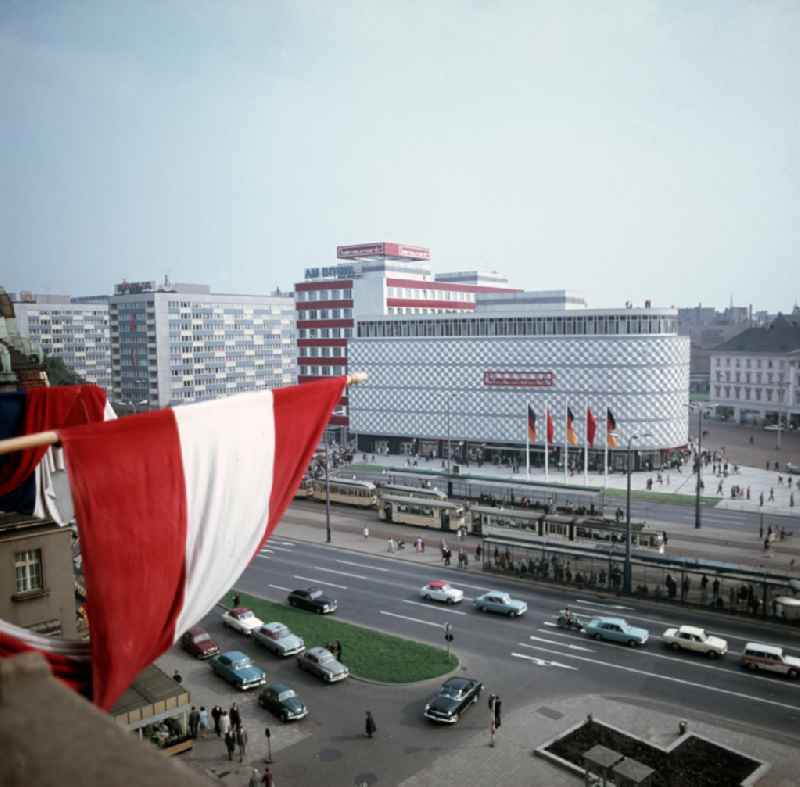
left=0, top=373, right=370, bottom=457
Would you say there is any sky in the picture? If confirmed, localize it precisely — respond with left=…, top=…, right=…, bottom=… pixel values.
left=2, top=1, right=799, bottom=311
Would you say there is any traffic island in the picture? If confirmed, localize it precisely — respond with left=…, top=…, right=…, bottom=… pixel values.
left=536, top=717, right=767, bottom=786
left=223, top=591, right=457, bottom=683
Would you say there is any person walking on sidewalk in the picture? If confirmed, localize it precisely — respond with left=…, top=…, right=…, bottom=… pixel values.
left=262, top=767, right=274, bottom=787
left=189, top=706, right=200, bottom=738
left=365, top=711, right=377, bottom=739
left=237, top=726, right=248, bottom=762
left=230, top=702, right=242, bottom=731
left=363, top=526, right=369, bottom=540
left=224, top=728, right=236, bottom=761
left=249, top=769, right=262, bottom=787
left=212, top=705, right=222, bottom=736
left=198, top=706, right=209, bottom=738
left=769, top=488, right=775, bottom=503
left=220, top=710, right=231, bottom=737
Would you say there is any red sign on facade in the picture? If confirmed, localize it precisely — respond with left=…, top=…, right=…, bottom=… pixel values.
left=483, top=370, right=556, bottom=388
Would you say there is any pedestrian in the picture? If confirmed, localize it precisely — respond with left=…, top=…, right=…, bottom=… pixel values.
left=476, top=543, right=482, bottom=561
left=746, top=486, right=751, bottom=500
left=220, top=710, right=231, bottom=737
left=249, top=769, right=262, bottom=787
left=681, top=575, right=689, bottom=602
left=716, top=480, right=723, bottom=495
left=791, top=492, right=795, bottom=507
left=335, top=639, right=342, bottom=660
left=262, top=767, right=274, bottom=787
left=212, top=705, right=222, bottom=736
left=662, top=531, right=668, bottom=547
left=233, top=591, right=241, bottom=607
left=712, top=577, right=720, bottom=599
left=760, top=492, right=764, bottom=507
left=365, top=710, right=377, bottom=739
left=225, top=728, right=236, bottom=761
left=769, top=488, right=775, bottom=502
left=230, top=702, right=241, bottom=731
left=764, top=537, right=770, bottom=552
left=363, top=526, right=369, bottom=540
left=701, top=574, right=708, bottom=595
left=189, top=705, right=200, bottom=738
left=778, top=475, right=783, bottom=486
left=172, top=669, right=183, bottom=685
left=198, top=706, right=209, bottom=738
left=420, top=538, right=425, bottom=553
left=237, top=726, right=248, bottom=762
left=766, top=460, right=770, bottom=470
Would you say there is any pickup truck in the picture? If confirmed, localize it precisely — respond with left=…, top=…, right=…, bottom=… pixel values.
left=662, top=625, right=728, bottom=658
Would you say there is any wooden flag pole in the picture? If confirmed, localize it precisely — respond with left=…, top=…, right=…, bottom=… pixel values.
left=0, top=373, right=368, bottom=457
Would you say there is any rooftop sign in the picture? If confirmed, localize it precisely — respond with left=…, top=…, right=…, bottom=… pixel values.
left=337, top=242, right=430, bottom=261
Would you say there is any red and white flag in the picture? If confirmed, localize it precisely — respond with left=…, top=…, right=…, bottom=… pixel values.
left=54, top=377, right=346, bottom=709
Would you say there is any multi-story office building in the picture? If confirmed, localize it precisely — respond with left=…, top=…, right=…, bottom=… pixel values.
left=12, top=293, right=112, bottom=392
left=349, top=302, right=689, bottom=470
left=710, top=315, right=800, bottom=427
left=110, top=280, right=297, bottom=408
left=295, top=242, right=520, bottom=440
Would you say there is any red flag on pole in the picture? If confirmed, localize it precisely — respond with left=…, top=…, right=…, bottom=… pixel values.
left=546, top=410, right=554, bottom=445
left=586, top=407, right=597, bottom=447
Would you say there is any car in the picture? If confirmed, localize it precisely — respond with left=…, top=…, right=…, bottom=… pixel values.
left=253, top=622, right=305, bottom=657
left=423, top=677, right=483, bottom=724
left=474, top=591, right=527, bottom=617
left=297, top=646, right=349, bottom=683
left=786, top=462, right=800, bottom=476
left=222, top=607, right=264, bottom=635
left=741, top=643, right=800, bottom=679
left=180, top=626, right=220, bottom=659
left=258, top=682, right=308, bottom=722
left=662, top=625, right=728, bottom=658
left=288, top=588, right=338, bottom=614
left=210, top=650, right=267, bottom=690
left=420, top=580, right=464, bottom=605
left=584, top=616, right=649, bottom=647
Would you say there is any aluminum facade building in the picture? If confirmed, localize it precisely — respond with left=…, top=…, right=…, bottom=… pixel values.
left=348, top=308, right=690, bottom=468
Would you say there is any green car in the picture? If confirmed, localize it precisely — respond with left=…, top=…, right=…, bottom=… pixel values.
left=258, top=682, right=308, bottom=722
left=474, top=591, right=527, bottom=617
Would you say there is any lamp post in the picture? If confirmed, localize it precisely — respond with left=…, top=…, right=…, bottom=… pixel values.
left=446, top=397, right=453, bottom=475
left=324, top=442, right=332, bottom=544
left=776, top=382, right=787, bottom=451
left=624, top=432, right=652, bottom=594
left=686, top=403, right=710, bottom=530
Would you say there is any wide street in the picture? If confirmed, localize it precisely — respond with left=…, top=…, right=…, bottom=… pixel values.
left=170, top=501, right=800, bottom=785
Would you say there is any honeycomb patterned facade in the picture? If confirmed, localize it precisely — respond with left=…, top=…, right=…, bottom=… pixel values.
left=348, top=334, right=690, bottom=449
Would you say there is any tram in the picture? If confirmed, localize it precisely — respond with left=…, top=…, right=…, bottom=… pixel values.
left=471, top=505, right=664, bottom=554
left=377, top=483, right=447, bottom=501
left=379, top=494, right=467, bottom=532
left=310, top=478, right=377, bottom=508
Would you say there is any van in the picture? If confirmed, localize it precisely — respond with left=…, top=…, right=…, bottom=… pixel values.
left=741, top=643, right=800, bottom=679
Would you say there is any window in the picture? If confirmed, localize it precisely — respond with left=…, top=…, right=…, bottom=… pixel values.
left=15, top=549, right=43, bottom=593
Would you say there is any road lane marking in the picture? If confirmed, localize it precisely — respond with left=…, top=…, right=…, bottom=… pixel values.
left=265, top=545, right=295, bottom=553
left=403, top=599, right=466, bottom=616
left=257, top=555, right=270, bottom=560
left=273, top=541, right=295, bottom=547
left=336, top=559, right=391, bottom=572
left=450, top=581, right=494, bottom=592
left=576, top=599, right=634, bottom=610
left=512, top=652, right=579, bottom=670
left=260, top=548, right=273, bottom=554
left=533, top=631, right=797, bottom=689
left=268, top=584, right=291, bottom=592
left=517, top=643, right=800, bottom=713
left=380, top=611, right=444, bottom=629
left=528, top=635, right=594, bottom=652
left=312, top=566, right=370, bottom=580
left=293, top=575, right=348, bottom=590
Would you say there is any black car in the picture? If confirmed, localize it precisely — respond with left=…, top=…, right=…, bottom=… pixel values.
left=423, top=677, right=483, bottom=724
left=258, top=682, right=308, bottom=722
left=287, top=587, right=338, bottom=614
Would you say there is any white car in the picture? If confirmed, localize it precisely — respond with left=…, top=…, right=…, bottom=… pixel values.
left=662, top=625, right=728, bottom=658
left=420, top=580, right=464, bottom=605
left=222, top=607, right=264, bottom=636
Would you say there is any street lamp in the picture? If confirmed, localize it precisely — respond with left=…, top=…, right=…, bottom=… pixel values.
left=446, top=397, right=453, bottom=475
left=776, top=382, right=788, bottom=451
left=324, top=442, right=332, bottom=544
left=624, top=431, right=652, bottom=594
left=686, top=403, right=712, bottom=530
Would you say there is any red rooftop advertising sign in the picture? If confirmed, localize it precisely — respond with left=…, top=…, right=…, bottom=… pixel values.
left=337, top=242, right=431, bottom=261
left=483, top=370, right=556, bottom=388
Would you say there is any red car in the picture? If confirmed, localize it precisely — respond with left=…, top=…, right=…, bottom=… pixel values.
left=180, top=626, right=221, bottom=659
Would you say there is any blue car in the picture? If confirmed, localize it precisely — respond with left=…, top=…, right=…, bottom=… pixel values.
left=584, top=616, right=649, bottom=647
left=210, top=650, right=267, bottom=690
left=474, top=591, right=527, bottom=617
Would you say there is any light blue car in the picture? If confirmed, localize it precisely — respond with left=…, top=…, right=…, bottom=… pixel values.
left=584, top=616, right=648, bottom=647
left=474, top=591, right=527, bottom=617
left=210, top=650, right=267, bottom=690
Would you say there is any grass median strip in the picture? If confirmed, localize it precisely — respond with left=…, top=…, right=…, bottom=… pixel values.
left=225, top=591, right=457, bottom=683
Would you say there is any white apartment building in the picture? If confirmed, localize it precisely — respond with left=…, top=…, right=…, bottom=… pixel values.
left=710, top=315, right=800, bottom=427
left=110, top=281, right=297, bottom=408
left=13, top=294, right=112, bottom=391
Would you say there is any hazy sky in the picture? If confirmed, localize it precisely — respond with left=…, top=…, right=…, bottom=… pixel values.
left=2, top=2, right=799, bottom=310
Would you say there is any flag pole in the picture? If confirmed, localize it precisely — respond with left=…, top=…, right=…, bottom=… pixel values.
left=526, top=406, right=530, bottom=478
left=0, top=373, right=370, bottom=457
left=584, top=401, right=589, bottom=486
left=544, top=403, right=549, bottom=482
left=604, top=409, right=609, bottom=489
left=564, top=402, right=568, bottom=483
